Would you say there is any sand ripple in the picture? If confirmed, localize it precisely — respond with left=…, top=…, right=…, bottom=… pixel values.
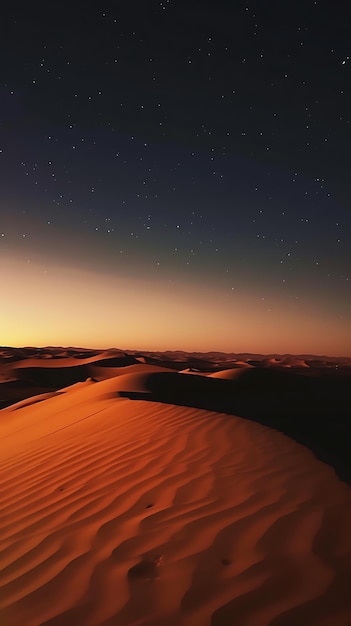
left=1, top=379, right=351, bottom=626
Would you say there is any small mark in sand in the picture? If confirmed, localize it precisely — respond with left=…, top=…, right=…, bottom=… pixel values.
left=128, top=553, right=164, bottom=580
left=146, top=503, right=153, bottom=508
left=221, top=558, right=232, bottom=566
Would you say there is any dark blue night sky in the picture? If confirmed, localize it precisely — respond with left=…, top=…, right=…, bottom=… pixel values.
left=1, top=1, right=350, bottom=354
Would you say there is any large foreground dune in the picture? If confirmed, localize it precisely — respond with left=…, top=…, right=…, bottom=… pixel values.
left=1, top=348, right=351, bottom=625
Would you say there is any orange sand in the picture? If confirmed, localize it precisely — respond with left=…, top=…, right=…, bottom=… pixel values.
left=1, top=353, right=351, bottom=625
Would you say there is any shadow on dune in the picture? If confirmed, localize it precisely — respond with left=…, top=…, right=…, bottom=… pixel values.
left=0, top=379, right=58, bottom=409
left=0, top=366, right=91, bottom=409
left=15, top=365, right=91, bottom=387
left=119, top=369, right=351, bottom=485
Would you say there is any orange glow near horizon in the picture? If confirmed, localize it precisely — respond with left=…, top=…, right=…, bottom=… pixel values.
left=2, top=254, right=350, bottom=357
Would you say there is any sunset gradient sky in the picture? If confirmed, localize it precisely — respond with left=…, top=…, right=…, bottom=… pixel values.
left=1, top=1, right=350, bottom=355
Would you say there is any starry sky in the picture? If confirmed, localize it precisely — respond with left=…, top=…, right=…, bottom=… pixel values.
left=1, top=0, right=350, bottom=355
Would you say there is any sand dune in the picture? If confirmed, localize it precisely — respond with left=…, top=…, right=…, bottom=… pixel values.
left=0, top=350, right=140, bottom=409
left=88, top=363, right=176, bottom=383
left=1, top=349, right=351, bottom=625
left=208, top=366, right=253, bottom=379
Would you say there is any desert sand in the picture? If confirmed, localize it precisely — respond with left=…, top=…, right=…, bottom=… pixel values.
left=1, top=347, right=351, bottom=626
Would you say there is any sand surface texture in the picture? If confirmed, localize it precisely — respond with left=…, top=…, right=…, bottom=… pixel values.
left=1, top=348, right=351, bottom=625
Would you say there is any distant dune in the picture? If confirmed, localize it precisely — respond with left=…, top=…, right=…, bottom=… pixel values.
left=1, top=347, right=351, bottom=625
